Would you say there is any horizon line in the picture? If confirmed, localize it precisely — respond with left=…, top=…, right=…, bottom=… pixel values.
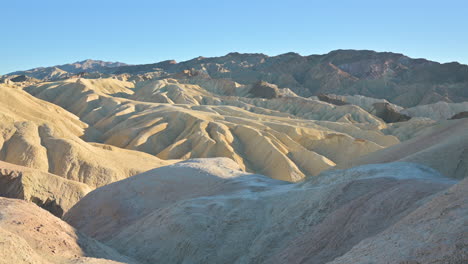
left=3, top=48, right=468, bottom=75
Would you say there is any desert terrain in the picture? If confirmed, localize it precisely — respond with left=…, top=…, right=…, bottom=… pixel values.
left=0, top=50, right=466, bottom=263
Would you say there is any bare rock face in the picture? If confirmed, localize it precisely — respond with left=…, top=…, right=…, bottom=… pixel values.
left=65, top=160, right=461, bottom=264
left=0, top=197, right=135, bottom=264
left=450, top=111, right=468, bottom=119
left=0, top=160, right=91, bottom=217
left=249, top=81, right=280, bottom=99
left=10, top=75, right=29, bottom=82
left=317, top=94, right=349, bottom=106
left=370, top=102, right=411, bottom=123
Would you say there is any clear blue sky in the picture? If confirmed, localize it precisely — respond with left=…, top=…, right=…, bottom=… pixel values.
left=1, top=0, right=467, bottom=74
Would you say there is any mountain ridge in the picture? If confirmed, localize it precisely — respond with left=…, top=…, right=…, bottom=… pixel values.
left=7, top=49, right=468, bottom=107
left=9, top=49, right=468, bottom=75
left=7, top=59, right=128, bottom=77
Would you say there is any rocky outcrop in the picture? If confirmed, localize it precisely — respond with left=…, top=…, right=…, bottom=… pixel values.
left=450, top=111, right=468, bottom=119
left=317, top=94, right=349, bottom=106
left=10, top=75, right=29, bottom=82
left=370, top=102, right=411, bottom=123
left=248, top=81, right=280, bottom=99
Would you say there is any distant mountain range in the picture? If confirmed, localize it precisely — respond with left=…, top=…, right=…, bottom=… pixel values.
left=7, top=50, right=468, bottom=107
left=7, top=59, right=128, bottom=80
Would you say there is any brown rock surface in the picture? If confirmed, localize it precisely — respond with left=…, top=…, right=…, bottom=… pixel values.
left=248, top=81, right=280, bottom=99
left=0, top=197, right=136, bottom=264
left=451, top=111, right=468, bottom=119
left=317, top=94, right=349, bottom=106
left=370, top=102, right=411, bottom=123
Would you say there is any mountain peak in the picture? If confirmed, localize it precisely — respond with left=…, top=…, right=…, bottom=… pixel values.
left=71, top=59, right=128, bottom=69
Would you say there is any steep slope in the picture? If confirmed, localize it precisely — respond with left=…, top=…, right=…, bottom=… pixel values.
left=0, top=197, right=135, bottom=264
left=339, top=118, right=468, bottom=179
left=369, top=102, right=411, bottom=123
left=328, top=177, right=468, bottom=264
left=0, top=160, right=91, bottom=217
left=25, top=78, right=400, bottom=181
left=65, top=159, right=459, bottom=264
